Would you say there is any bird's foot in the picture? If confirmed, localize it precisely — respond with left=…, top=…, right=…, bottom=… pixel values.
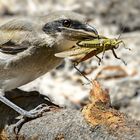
left=13, top=103, right=51, bottom=134
left=23, top=103, right=50, bottom=118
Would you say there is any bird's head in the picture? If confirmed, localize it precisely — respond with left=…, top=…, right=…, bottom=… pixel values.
left=41, top=11, right=98, bottom=51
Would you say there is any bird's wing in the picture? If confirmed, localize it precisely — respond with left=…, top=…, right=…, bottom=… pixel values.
left=0, top=18, right=38, bottom=54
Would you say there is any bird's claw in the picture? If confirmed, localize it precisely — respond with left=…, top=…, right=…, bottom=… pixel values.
left=12, top=104, right=51, bottom=134
left=26, top=103, right=50, bottom=118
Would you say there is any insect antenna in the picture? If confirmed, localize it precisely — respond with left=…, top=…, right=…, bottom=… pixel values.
left=117, top=26, right=124, bottom=40
left=73, top=62, right=92, bottom=83
left=117, top=26, right=131, bottom=51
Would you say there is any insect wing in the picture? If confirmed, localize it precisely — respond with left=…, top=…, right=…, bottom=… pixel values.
left=55, top=47, right=96, bottom=58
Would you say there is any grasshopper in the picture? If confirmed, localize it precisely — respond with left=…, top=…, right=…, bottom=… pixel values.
left=55, top=36, right=128, bottom=65
left=55, top=35, right=130, bottom=82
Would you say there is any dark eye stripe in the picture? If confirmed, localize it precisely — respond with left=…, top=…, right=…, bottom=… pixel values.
left=42, top=19, right=84, bottom=35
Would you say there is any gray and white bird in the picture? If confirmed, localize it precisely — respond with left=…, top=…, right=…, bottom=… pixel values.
left=0, top=11, right=98, bottom=119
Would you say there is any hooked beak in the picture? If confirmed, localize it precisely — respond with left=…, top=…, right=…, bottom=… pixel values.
left=80, top=24, right=98, bottom=38
left=59, top=23, right=99, bottom=41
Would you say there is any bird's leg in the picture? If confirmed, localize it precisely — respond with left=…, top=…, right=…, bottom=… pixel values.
left=0, top=93, right=51, bottom=134
left=73, top=62, right=92, bottom=84
left=111, top=49, right=127, bottom=65
left=0, top=95, right=50, bottom=118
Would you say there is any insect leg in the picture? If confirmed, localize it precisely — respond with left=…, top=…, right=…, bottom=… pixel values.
left=111, top=49, right=127, bottom=65
left=95, top=55, right=102, bottom=65
left=102, top=45, right=106, bottom=59
left=121, top=41, right=131, bottom=51
left=73, top=62, right=92, bottom=83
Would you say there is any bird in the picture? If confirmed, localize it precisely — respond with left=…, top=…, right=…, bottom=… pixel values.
left=0, top=11, right=98, bottom=120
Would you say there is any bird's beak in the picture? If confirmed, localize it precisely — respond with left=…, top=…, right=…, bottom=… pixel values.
left=59, top=23, right=98, bottom=41
left=79, top=24, right=98, bottom=39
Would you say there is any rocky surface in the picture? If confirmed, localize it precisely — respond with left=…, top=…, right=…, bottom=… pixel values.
left=1, top=82, right=140, bottom=140
left=0, top=0, right=140, bottom=121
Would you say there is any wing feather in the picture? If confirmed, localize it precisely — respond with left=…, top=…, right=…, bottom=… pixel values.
left=0, top=18, right=38, bottom=54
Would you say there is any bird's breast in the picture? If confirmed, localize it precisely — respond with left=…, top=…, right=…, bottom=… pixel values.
left=0, top=45, right=63, bottom=91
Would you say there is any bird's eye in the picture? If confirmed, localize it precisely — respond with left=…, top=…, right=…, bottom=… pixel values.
left=62, top=19, right=71, bottom=27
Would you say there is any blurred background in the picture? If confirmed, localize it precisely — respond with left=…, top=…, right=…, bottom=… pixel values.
left=0, top=0, right=140, bottom=120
